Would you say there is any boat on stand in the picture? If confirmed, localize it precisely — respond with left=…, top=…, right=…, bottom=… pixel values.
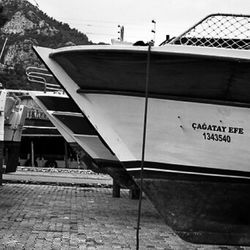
left=26, top=68, right=136, bottom=190
left=33, top=14, right=250, bottom=245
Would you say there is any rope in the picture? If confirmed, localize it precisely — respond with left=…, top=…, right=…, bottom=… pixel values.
left=136, top=44, right=151, bottom=250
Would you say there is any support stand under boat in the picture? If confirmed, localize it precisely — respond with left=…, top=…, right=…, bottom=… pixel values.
left=112, top=179, right=120, bottom=198
left=112, top=179, right=140, bottom=199
left=129, top=187, right=140, bottom=200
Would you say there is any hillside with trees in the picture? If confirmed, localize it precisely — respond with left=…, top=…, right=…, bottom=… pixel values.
left=0, top=0, right=93, bottom=90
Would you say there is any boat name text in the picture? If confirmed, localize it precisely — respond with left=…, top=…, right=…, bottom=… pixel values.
left=191, top=123, right=244, bottom=134
left=191, top=123, right=244, bottom=143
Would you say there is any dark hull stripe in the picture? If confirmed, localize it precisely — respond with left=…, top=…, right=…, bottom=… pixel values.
left=51, top=49, right=250, bottom=105
left=128, top=168, right=250, bottom=184
left=22, top=128, right=61, bottom=135
left=53, top=114, right=97, bottom=135
left=24, top=118, right=54, bottom=127
left=122, top=161, right=250, bottom=181
left=37, top=95, right=81, bottom=113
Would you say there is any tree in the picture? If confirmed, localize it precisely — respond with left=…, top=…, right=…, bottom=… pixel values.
left=0, top=4, right=8, bottom=28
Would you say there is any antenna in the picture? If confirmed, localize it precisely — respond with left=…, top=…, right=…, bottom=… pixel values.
left=151, top=20, right=156, bottom=45
left=118, top=25, right=124, bottom=41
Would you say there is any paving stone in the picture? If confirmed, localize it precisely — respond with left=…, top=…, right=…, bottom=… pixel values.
left=0, top=183, right=249, bottom=249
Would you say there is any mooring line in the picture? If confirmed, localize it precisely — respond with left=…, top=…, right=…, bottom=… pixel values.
left=136, top=44, right=151, bottom=250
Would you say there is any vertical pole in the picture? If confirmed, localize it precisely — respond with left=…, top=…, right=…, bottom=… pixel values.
left=0, top=37, right=8, bottom=62
left=31, top=140, right=34, bottom=167
left=0, top=141, right=3, bottom=186
left=64, top=141, right=69, bottom=168
left=136, top=44, right=151, bottom=250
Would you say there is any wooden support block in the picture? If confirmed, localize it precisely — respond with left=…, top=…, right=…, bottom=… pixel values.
left=129, top=186, right=140, bottom=200
left=112, top=179, right=120, bottom=198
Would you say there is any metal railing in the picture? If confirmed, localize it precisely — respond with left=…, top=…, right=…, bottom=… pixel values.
left=161, top=13, right=250, bottom=49
left=26, top=66, right=62, bottom=92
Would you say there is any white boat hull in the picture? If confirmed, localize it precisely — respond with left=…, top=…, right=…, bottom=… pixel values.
left=73, top=93, right=250, bottom=175
left=33, top=44, right=250, bottom=245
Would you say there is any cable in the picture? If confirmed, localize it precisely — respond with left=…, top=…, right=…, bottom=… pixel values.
left=136, top=44, right=151, bottom=250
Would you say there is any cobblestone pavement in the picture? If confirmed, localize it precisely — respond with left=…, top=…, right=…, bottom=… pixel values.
left=0, top=183, right=249, bottom=250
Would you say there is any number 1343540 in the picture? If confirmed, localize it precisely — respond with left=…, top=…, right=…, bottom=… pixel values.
left=202, top=132, right=231, bottom=143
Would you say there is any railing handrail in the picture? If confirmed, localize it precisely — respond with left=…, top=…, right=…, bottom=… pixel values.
left=26, top=66, right=62, bottom=92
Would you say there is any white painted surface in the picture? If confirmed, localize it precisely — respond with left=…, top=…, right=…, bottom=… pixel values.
left=80, top=94, right=250, bottom=173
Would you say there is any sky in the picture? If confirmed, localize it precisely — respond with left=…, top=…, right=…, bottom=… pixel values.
left=27, top=0, right=250, bottom=45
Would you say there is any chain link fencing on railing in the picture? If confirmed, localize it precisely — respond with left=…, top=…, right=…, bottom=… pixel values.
left=161, top=14, right=250, bottom=49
